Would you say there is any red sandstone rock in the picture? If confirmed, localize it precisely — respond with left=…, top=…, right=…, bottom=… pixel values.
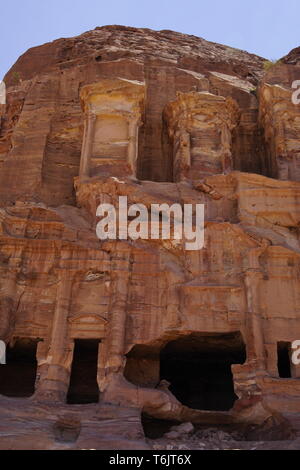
left=0, top=25, right=300, bottom=450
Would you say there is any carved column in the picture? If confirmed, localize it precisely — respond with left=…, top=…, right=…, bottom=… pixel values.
left=100, top=255, right=130, bottom=389
left=220, top=122, right=234, bottom=174
left=243, top=242, right=270, bottom=373
left=0, top=270, right=18, bottom=342
left=0, top=252, right=22, bottom=343
left=79, top=110, right=96, bottom=179
left=173, top=129, right=191, bottom=182
left=34, top=270, right=74, bottom=402
left=232, top=256, right=267, bottom=403
left=244, top=270, right=266, bottom=372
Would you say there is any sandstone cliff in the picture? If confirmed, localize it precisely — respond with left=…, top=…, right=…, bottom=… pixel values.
left=0, top=25, right=300, bottom=450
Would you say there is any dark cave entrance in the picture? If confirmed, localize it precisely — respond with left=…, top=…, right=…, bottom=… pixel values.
left=67, top=339, right=100, bottom=404
left=277, top=342, right=292, bottom=378
left=0, top=338, right=39, bottom=397
left=160, top=332, right=246, bottom=411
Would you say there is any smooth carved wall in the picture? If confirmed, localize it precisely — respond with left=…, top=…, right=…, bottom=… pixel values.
left=92, top=114, right=129, bottom=161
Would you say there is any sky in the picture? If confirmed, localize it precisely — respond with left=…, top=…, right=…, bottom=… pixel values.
left=0, top=0, right=299, bottom=79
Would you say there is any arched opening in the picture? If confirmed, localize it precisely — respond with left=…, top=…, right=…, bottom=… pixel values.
left=160, top=332, right=246, bottom=411
left=0, top=338, right=39, bottom=397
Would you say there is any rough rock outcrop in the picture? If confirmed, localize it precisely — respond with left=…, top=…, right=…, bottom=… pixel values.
left=0, top=25, right=300, bottom=450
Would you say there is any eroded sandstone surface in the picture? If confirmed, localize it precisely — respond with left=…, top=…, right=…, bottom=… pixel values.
left=0, top=25, right=300, bottom=450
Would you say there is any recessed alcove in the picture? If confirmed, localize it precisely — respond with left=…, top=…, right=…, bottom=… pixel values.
left=0, top=338, right=39, bottom=398
left=124, top=332, right=246, bottom=412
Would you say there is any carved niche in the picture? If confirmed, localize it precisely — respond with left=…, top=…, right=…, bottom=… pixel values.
left=79, top=78, right=145, bottom=178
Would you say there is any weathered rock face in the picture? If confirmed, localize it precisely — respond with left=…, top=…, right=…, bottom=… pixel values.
left=0, top=25, right=300, bottom=450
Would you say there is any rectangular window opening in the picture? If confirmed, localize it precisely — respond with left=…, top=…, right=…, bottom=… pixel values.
left=67, top=339, right=100, bottom=404
left=277, top=341, right=292, bottom=378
